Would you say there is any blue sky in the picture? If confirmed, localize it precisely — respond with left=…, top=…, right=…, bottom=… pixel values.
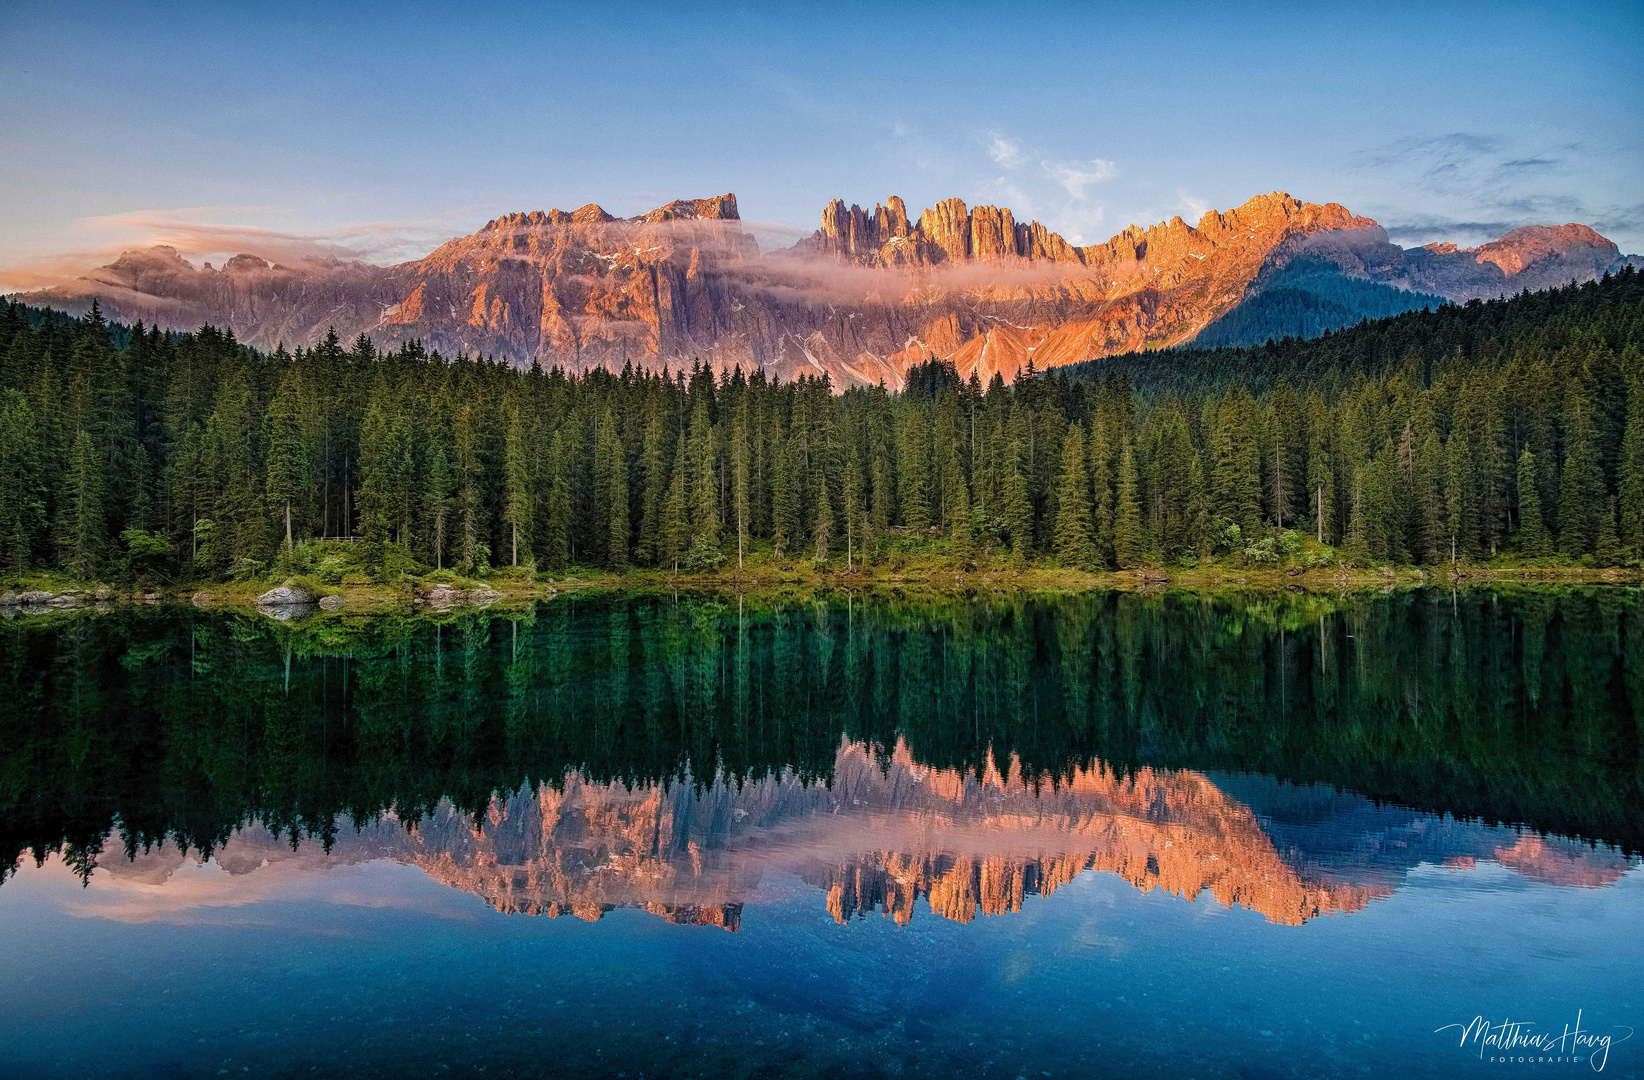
left=2, top=0, right=1640, bottom=282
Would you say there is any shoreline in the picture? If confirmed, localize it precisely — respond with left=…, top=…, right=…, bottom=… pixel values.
left=3, top=561, right=1638, bottom=617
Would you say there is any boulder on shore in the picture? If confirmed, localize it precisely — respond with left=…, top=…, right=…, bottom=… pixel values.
left=318, top=595, right=343, bottom=611
left=416, top=583, right=502, bottom=607
left=256, top=583, right=313, bottom=607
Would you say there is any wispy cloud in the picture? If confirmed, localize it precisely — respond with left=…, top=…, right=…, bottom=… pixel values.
left=987, top=132, right=1025, bottom=170
left=1348, top=131, right=1634, bottom=250
left=0, top=207, right=478, bottom=291
left=1041, top=158, right=1116, bottom=199
left=1178, top=191, right=1210, bottom=221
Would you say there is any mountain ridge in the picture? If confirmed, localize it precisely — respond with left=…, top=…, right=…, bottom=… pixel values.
left=18, top=191, right=1637, bottom=387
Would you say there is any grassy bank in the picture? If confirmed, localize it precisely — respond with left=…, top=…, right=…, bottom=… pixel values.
left=4, top=536, right=1639, bottom=614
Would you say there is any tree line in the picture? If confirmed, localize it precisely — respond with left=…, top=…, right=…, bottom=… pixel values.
left=1, top=267, right=1642, bottom=581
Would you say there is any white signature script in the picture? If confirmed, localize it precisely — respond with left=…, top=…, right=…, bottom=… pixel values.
left=1435, top=1011, right=1633, bottom=1071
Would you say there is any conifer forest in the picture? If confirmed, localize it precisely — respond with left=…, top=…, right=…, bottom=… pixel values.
left=2, top=268, right=1641, bottom=585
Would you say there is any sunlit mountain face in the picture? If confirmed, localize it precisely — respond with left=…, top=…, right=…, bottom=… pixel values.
left=21, top=193, right=1639, bottom=388
left=5, top=590, right=1639, bottom=926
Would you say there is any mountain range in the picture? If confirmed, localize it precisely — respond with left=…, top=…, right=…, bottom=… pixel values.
left=18, top=191, right=1640, bottom=389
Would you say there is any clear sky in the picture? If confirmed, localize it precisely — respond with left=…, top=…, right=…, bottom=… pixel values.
left=1, top=0, right=1640, bottom=283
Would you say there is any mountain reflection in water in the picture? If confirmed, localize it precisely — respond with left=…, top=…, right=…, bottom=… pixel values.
left=5, top=588, right=1641, bottom=930
left=90, top=738, right=1633, bottom=932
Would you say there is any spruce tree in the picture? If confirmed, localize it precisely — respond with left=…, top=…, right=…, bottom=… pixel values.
left=899, top=408, right=930, bottom=531
left=688, top=396, right=718, bottom=549
left=1053, top=427, right=1096, bottom=570
left=0, top=389, right=42, bottom=572
left=1617, top=399, right=1644, bottom=555
left=661, top=442, right=689, bottom=573
left=1114, top=440, right=1143, bottom=568
left=636, top=402, right=668, bottom=565
left=264, top=369, right=308, bottom=552
left=1516, top=449, right=1548, bottom=556
left=62, top=429, right=105, bottom=578
left=732, top=397, right=750, bottom=570
left=1559, top=388, right=1601, bottom=557
left=1001, top=437, right=1032, bottom=568
left=499, top=409, right=532, bottom=568
left=426, top=443, right=453, bottom=570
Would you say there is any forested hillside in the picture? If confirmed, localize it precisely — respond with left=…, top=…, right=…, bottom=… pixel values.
left=2, top=268, right=1642, bottom=584
left=1190, top=259, right=1445, bottom=349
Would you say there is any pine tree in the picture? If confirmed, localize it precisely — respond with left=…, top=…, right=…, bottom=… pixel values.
left=0, top=389, right=43, bottom=572
left=264, top=368, right=308, bottom=552
left=812, top=473, right=832, bottom=562
left=1089, top=419, right=1114, bottom=566
left=898, top=407, right=930, bottom=531
left=1444, top=432, right=1476, bottom=565
left=1515, top=449, right=1548, bottom=556
left=1617, top=398, right=1644, bottom=556
left=772, top=421, right=800, bottom=560
left=1305, top=394, right=1334, bottom=544
left=597, top=408, right=628, bottom=571
left=732, top=397, right=750, bottom=570
left=1211, top=387, right=1262, bottom=541
left=355, top=393, right=393, bottom=565
left=688, top=396, right=718, bottom=549
left=943, top=438, right=972, bottom=557
left=1411, top=409, right=1446, bottom=564
left=843, top=443, right=865, bottom=569
left=62, top=429, right=105, bottom=578
left=426, top=443, right=453, bottom=570
left=1559, top=387, right=1602, bottom=557
left=1053, top=427, right=1096, bottom=569
left=636, top=402, right=668, bottom=565
left=661, top=442, right=689, bottom=572
left=1113, top=440, right=1143, bottom=568
left=453, top=404, right=483, bottom=571
left=1001, top=436, right=1032, bottom=568
left=504, top=407, right=535, bottom=567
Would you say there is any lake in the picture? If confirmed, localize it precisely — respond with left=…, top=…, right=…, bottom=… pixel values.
left=1, top=589, right=1639, bottom=1079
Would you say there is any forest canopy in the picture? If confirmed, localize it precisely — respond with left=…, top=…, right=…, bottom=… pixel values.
left=1, top=267, right=1642, bottom=583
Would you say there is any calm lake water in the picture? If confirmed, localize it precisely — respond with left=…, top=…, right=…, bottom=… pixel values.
left=1, top=589, right=1640, bottom=1079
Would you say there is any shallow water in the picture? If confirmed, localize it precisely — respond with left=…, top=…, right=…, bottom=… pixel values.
left=1, top=589, right=1639, bottom=1078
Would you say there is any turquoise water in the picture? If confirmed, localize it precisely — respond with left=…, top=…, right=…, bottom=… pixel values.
left=1, top=590, right=1639, bottom=1078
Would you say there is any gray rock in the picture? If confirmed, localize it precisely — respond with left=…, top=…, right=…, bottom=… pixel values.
left=190, top=591, right=213, bottom=607
left=93, top=587, right=115, bottom=600
left=424, top=585, right=461, bottom=606
left=318, top=595, right=343, bottom=611
left=0, top=591, right=18, bottom=606
left=45, top=594, right=79, bottom=608
left=17, top=591, right=54, bottom=605
left=256, top=584, right=313, bottom=607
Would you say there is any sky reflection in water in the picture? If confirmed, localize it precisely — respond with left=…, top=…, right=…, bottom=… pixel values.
left=1, top=590, right=1640, bottom=1078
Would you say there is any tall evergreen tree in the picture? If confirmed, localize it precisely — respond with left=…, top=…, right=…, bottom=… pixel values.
left=61, top=429, right=105, bottom=578
left=1053, top=427, right=1096, bottom=570
left=264, top=369, right=308, bottom=552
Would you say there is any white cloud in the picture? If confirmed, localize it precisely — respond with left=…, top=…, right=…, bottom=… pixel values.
left=988, top=133, right=1026, bottom=170
left=1179, top=191, right=1209, bottom=221
left=1042, top=158, right=1117, bottom=199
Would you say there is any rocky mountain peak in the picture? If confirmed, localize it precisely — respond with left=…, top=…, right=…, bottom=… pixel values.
left=20, top=188, right=1634, bottom=391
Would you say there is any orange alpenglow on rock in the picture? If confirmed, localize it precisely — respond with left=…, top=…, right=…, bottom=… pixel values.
left=23, top=191, right=1635, bottom=391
